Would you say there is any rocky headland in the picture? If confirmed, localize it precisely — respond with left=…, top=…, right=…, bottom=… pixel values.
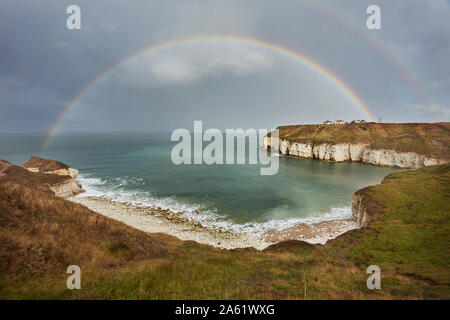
left=21, top=156, right=80, bottom=179
left=265, top=122, right=449, bottom=168
left=0, top=157, right=84, bottom=198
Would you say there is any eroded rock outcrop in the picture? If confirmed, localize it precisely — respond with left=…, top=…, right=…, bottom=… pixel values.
left=17, top=156, right=84, bottom=197
left=352, top=189, right=373, bottom=227
left=351, top=184, right=390, bottom=227
left=263, top=136, right=447, bottom=169
left=48, top=178, right=84, bottom=198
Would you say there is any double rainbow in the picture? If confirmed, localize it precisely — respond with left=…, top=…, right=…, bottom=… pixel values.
left=42, top=36, right=377, bottom=150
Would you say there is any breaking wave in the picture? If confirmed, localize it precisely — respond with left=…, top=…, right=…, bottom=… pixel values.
left=78, top=173, right=353, bottom=235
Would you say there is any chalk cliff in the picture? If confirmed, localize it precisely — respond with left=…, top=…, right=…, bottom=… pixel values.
left=264, top=122, right=449, bottom=168
left=48, top=178, right=84, bottom=198
left=265, top=137, right=447, bottom=168
left=17, top=157, right=84, bottom=197
left=351, top=188, right=384, bottom=227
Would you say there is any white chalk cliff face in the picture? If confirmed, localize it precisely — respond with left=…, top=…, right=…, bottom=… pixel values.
left=264, top=137, right=447, bottom=169
left=351, top=191, right=372, bottom=227
left=49, top=179, right=84, bottom=198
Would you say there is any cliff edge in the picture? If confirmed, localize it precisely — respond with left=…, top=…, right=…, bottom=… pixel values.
left=21, top=156, right=79, bottom=179
left=265, top=122, right=449, bottom=168
left=351, top=187, right=384, bottom=227
left=0, top=157, right=84, bottom=198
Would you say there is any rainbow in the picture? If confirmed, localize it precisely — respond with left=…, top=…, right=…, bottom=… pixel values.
left=41, top=35, right=376, bottom=150
left=307, top=0, right=431, bottom=103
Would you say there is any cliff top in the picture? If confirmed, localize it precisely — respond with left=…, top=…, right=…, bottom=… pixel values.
left=21, top=156, right=70, bottom=172
left=341, top=163, right=450, bottom=286
left=275, top=122, right=450, bottom=159
left=0, top=159, right=71, bottom=194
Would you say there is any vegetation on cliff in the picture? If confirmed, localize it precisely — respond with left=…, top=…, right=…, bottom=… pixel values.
left=0, top=161, right=448, bottom=299
left=276, top=122, right=450, bottom=159
left=21, top=156, right=70, bottom=172
left=0, top=160, right=69, bottom=194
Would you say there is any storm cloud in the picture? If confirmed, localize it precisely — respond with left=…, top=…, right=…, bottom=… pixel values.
left=0, top=0, right=449, bottom=133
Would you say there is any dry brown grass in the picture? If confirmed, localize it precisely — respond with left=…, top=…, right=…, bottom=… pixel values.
left=0, top=159, right=69, bottom=193
left=0, top=180, right=180, bottom=276
left=21, top=156, right=70, bottom=171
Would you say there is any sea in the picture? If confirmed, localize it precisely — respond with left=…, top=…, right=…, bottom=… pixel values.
left=0, top=132, right=398, bottom=233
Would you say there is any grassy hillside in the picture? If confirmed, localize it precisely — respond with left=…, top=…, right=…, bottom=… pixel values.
left=0, top=160, right=70, bottom=194
left=0, top=162, right=449, bottom=299
left=276, top=122, right=450, bottom=159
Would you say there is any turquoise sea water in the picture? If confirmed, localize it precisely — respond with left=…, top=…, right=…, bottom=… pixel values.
left=0, top=133, right=398, bottom=232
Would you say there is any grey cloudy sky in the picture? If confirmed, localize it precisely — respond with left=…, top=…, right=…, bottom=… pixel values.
left=0, top=0, right=449, bottom=133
